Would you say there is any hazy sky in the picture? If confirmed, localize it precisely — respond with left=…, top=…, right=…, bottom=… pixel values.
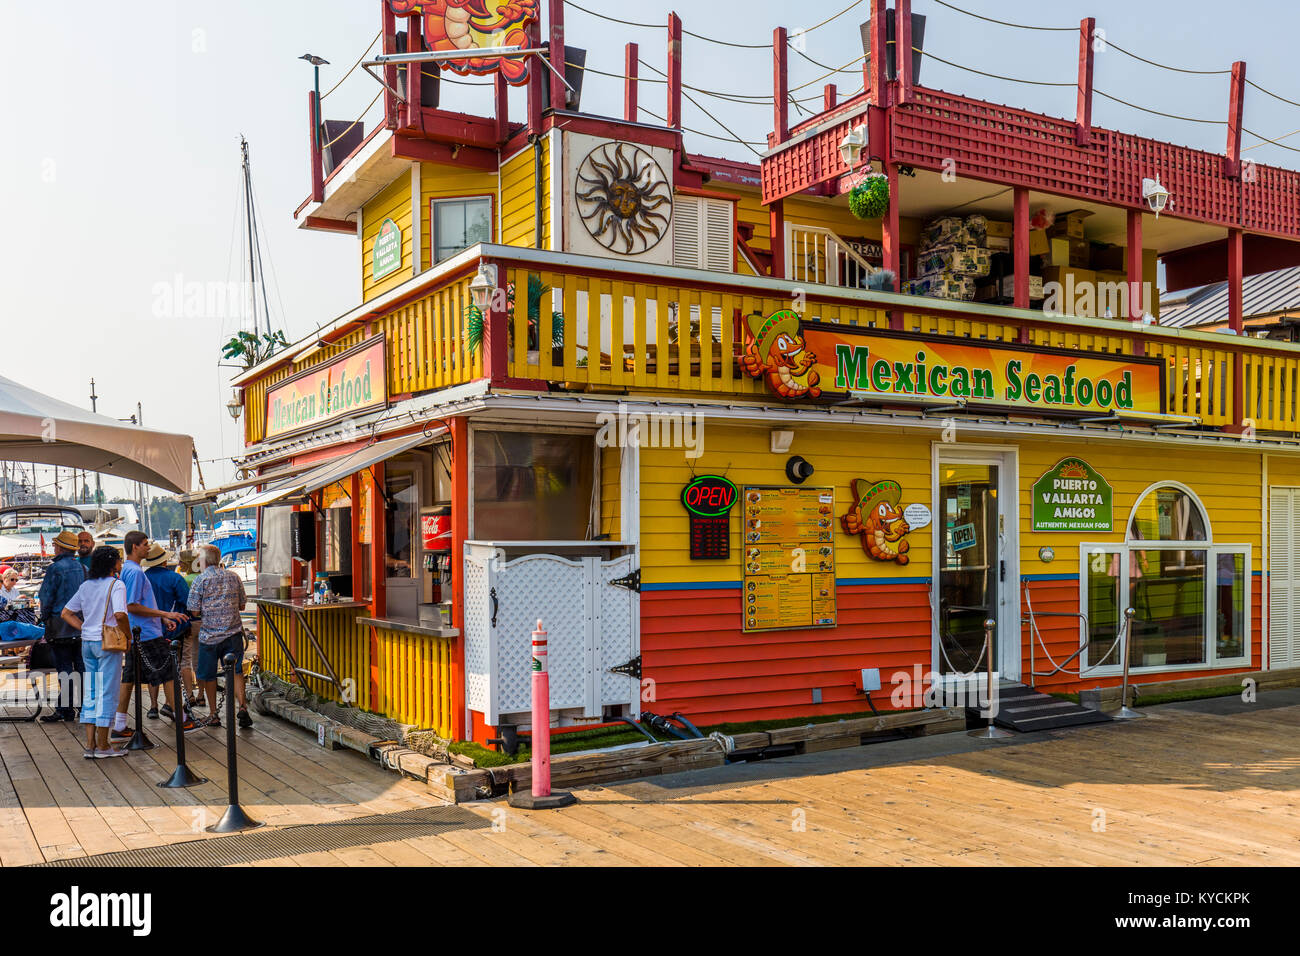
left=3, top=0, right=1297, bottom=499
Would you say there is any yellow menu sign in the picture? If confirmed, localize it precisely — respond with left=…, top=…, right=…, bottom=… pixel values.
left=741, top=486, right=837, bottom=632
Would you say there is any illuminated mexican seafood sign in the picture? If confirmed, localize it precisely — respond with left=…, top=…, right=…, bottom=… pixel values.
left=740, top=314, right=1166, bottom=416
left=265, top=338, right=388, bottom=440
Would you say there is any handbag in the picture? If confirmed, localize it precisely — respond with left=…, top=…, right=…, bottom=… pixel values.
left=100, top=583, right=130, bottom=653
left=27, top=638, right=57, bottom=671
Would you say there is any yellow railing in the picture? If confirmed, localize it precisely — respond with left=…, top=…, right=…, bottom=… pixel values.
left=238, top=246, right=1300, bottom=437
left=372, top=626, right=455, bottom=738
left=255, top=605, right=371, bottom=711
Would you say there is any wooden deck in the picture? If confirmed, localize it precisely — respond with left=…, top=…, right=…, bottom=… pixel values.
left=4, top=681, right=1300, bottom=866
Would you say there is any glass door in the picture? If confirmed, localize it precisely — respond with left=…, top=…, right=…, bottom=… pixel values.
left=936, top=459, right=1005, bottom=677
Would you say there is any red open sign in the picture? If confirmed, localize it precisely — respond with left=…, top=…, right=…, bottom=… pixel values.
left=681, top=476, right=738, bottom=518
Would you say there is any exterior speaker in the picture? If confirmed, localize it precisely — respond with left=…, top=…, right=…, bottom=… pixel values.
left=291, top=511, right=316, bottom=562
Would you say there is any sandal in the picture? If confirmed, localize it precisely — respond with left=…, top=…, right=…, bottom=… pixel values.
left=201, top=714, right=221, bottom=728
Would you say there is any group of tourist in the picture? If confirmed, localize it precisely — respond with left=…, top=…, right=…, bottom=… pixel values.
left=35, top=529, right=252, bottom=759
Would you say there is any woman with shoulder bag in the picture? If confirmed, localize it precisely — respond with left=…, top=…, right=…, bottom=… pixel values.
left=61, top=546, right=131, bottom=759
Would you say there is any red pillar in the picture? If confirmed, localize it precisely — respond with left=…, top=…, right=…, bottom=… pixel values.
left=624, top=42, right=639, bottom=121
left=483, top=259, right=509, bottom=383
left=895, top=0, right=913, bottom=105
left=667, top=13, right=682, bottom=129
left=773, top=27, right=789, bottom=143
left=382, top=1, right=398, bottom=130
left=1228, top=228, right=1244, bottom=332
left=883, top=161, right=900, bottom=308
left=527, top=20, right=543, bottom=133
left=1013, top=186, right=1030, bottom=309
left=494, top=73, right=509, bottom=142
left=824, top=84, right=837, bottom=112
left=406, top=14, right=423, bottom=130
left=548, top=0, right=566, bottom=112
left=448, top=418, right=470, bottom=741
left=1075, top=17, right=1095, bottom=145
left=769, top=201, right=786, bottom=279
left=869, top=0, right=889, bottom=105
left=1126, top=209, right=1144, bottom=322
left=1225, top=61, right=1246, bottom=177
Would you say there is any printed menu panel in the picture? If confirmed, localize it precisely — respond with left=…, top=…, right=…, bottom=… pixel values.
left=741, top=486, right=837, bottom=632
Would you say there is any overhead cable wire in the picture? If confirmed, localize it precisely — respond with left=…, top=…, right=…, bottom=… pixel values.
left=917, top=49, right=1074, bottom=87
left=641, top=106, right=766, bottom=147
left=682, top=29, right=770, bottom=49
left=1243, top=128, right=1300, bottom=154
left=801, top=0, right=866, bottom=35
left=324, top=91, right=383, bottom=148
left=562, top=0, right=661, bottom=30
left=1245, top=79, right=1300, bottom=110
left=1094, top=89, right=1227, bottom=125
left=930, top=0, right=1074, bottom=31
left=789, top=53, right=867, bottom=92
left=640, top=57, right=764, bottom=155
left=1105, top=39, right=1230, bottom=76
left=322, top=30, right=382, bottom=99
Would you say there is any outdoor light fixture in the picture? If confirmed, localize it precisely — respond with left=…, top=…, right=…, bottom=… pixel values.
left=839, top=124, right=868, bottom=169
left=300, top=54, right=331, bottom=152
left=785, top=455, right=815, bottom=483
left=1142, top=176, right=1171, bottom=218
left=469, top=263, right=497, bottom=311
left=226, top=390, right=243, bottom=421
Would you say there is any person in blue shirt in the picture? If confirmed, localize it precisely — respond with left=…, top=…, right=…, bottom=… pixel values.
left=144, top=546, right=196, bottom=716
left=112, top=533, right=194, bottom=738
left=36, top=531, right=86, bottom=722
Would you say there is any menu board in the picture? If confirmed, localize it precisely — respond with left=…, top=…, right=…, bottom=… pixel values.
left=741, top=486, right=837, bottom=632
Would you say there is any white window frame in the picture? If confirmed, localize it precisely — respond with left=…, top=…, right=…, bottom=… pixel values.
left=431, top=195, right=494, bottom=265
left=671, top=194, right=735, bottom=273
left=1079, top=482, right=1252, bottom=674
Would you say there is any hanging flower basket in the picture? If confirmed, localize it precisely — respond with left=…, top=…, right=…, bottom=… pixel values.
left=849, top=173, right=890, bottom=220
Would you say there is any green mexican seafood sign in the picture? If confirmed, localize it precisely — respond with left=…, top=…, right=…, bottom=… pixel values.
left=1032, top=458, right=1113, bottom=532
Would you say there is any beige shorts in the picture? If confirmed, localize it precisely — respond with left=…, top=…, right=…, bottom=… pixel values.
left=179, top=633, right=199, bottom=673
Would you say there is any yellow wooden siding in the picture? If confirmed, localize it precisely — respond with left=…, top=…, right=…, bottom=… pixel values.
left=362, top=170, right=415, bottom=302
left=500, top=140, right=551, bottom=250
left=373, top=627, right=455, bottom=737
left=600, top=444, right=621, bottom=539
left=640, top=426, right=932, bottom=586
left=420, top=163, right=500, bottom=271
left=256, top=605, right=371, bottom=711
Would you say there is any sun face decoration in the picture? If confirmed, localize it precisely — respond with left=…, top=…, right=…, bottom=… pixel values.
left=575, top=142, right=672, bottom=255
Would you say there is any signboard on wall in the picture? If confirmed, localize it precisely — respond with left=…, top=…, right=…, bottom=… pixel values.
left=372, top=218, right=403, bottom=280
left=741, top=486, right=837, bottom=632
left=1031, top=457, right=1114, bottom=532
left=740, top=314, right=1165, bottom=416
left=681, top=475, right=737, bottom=560
left=386, top=0, right=539, bottom=85
left=264, top=337, right=388, bottom=441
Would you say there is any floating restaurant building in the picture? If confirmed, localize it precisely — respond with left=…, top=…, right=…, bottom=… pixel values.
left=202, top=0, right=1300, bottom=743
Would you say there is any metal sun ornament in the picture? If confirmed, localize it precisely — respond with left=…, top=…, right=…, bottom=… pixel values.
left=575, top=142, right=672, bottom=255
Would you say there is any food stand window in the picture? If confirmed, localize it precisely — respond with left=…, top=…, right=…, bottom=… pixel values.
left=1081, top=483, right=1250, bottom=672
left=319, top=481, right=352, bottom=597
left=258, top=505, right=293, bottom=592
left=471, top=430, right=595, bottom=541
left=383, top=443, right=449, bottom=620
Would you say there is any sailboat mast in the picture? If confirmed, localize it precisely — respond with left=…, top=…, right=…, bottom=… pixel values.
left=241, top=137, right=262, bottom=342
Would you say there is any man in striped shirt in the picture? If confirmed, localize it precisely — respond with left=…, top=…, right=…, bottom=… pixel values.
left=186, top=545, right=252, bottom=729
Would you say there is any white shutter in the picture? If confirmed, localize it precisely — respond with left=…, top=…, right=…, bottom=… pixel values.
left=671, top=196, right=701, bottom=268
left=1269, top=488, right=1297, bottom=669
left=703, top=198, right=735, bottom=272
left=672, top=196, right=734, bottom=272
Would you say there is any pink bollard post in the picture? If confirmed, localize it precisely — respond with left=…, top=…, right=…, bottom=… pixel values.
left=508, top=618, right=576, bottom=810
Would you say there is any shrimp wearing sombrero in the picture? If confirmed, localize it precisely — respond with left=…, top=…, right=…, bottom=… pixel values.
left=841, top=479, right=912, bottom=565
left=739, top=310, right=821, bottom=399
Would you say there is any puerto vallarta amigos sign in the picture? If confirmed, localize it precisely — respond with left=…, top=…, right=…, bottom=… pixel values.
left=264, top=337, right=388, bottom=440
left=372, top=218, right=403, bottom=280
left=1032, top=458, right=1114, bottom=532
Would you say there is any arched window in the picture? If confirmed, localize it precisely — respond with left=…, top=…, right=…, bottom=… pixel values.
left=1083, top=481, right=1249, bottom=673
left=1127, top=483, right=1210, bottom=543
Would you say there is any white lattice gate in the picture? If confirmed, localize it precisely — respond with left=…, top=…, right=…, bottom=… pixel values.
left=464, top=544, right=640, bottom=727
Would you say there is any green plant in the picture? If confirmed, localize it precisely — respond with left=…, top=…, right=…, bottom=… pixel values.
left=222, top=329, right=289, bottom=368
left=465, top=304, right=484, bottom=353
left=849, top=174, right=890, bottom=220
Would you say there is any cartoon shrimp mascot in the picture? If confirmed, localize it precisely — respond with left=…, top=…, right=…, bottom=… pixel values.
left=841, top=478, right=912, bottom=565
left=387, top=0, right=539, bottom=84
left=739, top=310, right=822, bottom=399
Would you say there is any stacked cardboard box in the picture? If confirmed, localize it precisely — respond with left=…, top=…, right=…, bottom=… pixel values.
left=906, top=214, right=992, bottom=301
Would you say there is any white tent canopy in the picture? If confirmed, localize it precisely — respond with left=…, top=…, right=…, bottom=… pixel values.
left=0, top=374, right=194, bottom=494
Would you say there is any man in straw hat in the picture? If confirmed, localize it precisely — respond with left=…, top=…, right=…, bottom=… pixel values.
left=143, top=543, right=199, bottom=717
left=36, top=530, right=86, bottom=721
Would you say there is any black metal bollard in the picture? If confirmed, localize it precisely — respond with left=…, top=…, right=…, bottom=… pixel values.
left=159, top=639, right=205, bottom=789
left=125, top=628, right=154, bottom=751
left=207, top=653, right=262, bottom=833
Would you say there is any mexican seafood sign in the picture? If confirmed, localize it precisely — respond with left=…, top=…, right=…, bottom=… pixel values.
left=265, top=338, right=388, bottom=440
left=387, top=1, right=540, bottom=85
left=741, top=314, right=1165, bottom=417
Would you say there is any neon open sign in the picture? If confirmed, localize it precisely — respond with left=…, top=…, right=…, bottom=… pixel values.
left=681, top=476, right=738, bottom=518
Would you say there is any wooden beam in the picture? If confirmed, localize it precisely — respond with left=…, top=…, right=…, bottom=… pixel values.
left=883, top=160, right=901, bottom=314
left=624, top=42, right=639, bottom=122
left=483, top=259, right=509, bottom=384
left=667, top=12, right=682, bottom=129
left=769, top=199, right=786, bottom=279
left=382, top=0, right=399, bottom=130
left=449, top=417, right=469, bottom=742
left=824, top=83, right=837, bottom=113
left=869, top=0, right=888, bottom=104
left=548, top=0, right=566, bottom=112
left=391, top=134, right=498, bottom=172
left=773, top=27, right=789, bottom=143
left=406, top=14, right=423, bottom=132
left=1013, top=186, right=1030, bottom=310
left=1228, top=227, right=1244, bottom=333
left=1225, top=60, right=1246, bottom=177
left=1126, top=209, right=1143, bottom=322
left=494, top=73, right=509, bottom=142
left=527, top=18, right=542, bottom=133
left=1075, top=17, right=1095, bottom=145
left=895, top=0, right=913, bottom=105
left=303, top=215, right=357, bottom=234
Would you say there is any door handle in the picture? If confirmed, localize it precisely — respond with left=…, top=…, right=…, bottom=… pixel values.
left=1000, top=560, right=1006, bottom=583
